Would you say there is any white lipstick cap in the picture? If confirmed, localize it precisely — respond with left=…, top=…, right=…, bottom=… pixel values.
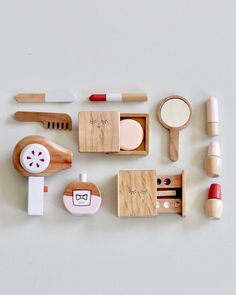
left=208, top=141, right=221, bottom=157
left=207, top=96, right=219, bottom=123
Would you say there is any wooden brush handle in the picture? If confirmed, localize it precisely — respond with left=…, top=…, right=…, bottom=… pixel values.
left=169, top=128, right=179, bottom=162
left=14, top=111, right=49, bottom=122
left=14, top=111, right=72, bottom=131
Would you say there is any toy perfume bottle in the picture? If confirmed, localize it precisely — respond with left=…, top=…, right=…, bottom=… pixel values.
left=63, top=174, right=102, bottom=216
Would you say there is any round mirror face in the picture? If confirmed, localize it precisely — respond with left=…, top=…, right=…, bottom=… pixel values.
left=160, top=98, right=191, bottom=128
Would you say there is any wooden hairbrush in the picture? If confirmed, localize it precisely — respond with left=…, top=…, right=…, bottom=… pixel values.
left=14, top=111, right=72, bottom=131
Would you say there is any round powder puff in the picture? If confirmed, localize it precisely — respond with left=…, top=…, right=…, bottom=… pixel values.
left=120, top=119, right=144, bottom=151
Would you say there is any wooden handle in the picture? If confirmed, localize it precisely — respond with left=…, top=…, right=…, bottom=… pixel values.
left=14, top=112, right=72, bottom=130
left=14, top=111, right=48, bottom=123
left=122, top=93, right=148, bottom=102
left=15, top=93, right=45, bottom=103
left=169, top=128, right=179, bottom=162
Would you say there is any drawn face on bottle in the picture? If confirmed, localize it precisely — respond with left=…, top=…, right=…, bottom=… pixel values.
left=72, top=189, right=92, bottom=206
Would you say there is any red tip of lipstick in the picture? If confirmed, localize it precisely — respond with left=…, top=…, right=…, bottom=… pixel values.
left=89, top=94, right=106, bottom=101
left=208, top=183, right=222, bottom=200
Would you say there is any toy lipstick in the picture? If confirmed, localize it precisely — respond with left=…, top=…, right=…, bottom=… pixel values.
left=206, top=96, right=219, bottom=136
left=89, top=93, right=147, bottom=102
left=205, top=183, right=223, bottom=219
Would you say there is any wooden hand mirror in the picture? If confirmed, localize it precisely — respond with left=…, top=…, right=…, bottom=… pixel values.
left=157, top=95, right=192, bottom=162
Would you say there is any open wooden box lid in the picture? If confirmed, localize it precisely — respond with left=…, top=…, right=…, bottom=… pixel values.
left=78, top=111, right=120, bottom=152
left=118, top=170, right=157, bottom=217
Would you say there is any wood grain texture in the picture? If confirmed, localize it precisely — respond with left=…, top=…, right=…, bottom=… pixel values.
left=118, top=170, right=186, bottom=217
left=15, top=93, right=45, bottom=103
left=207, top=122, right=219, bottom=136
left=157, top=96, right=192, bottom=162
left=111, top=113, right=149, bottom=155
left=14, top=111, right=72, bottom=130
left=169, top=128, right=179, bottom=161
left=205, top=155, right=221, bottom=177
left=12, top=135, right=73, bottom=177
left=118, top=170, right=157, bottom=217
left=181, top=170, right=186, bottom=216
left=122, top=93, right=148, bottom=102
left=78, top=111, right=120, bottom=152
left=64, top=182, right=101, bottom=197
left=78, top=112, right=149, bottom=155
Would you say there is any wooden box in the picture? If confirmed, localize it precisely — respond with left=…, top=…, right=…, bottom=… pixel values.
left=118, top=170, right=186, bottom=217
left=78, top=111, right=149, bottom=155
left=118, top=170, right=157, bottom=217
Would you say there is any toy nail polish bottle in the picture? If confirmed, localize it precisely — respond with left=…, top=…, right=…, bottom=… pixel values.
left=63, top=173, right=102, bottom=216
left=205, top=141, right=222, bottom=177
left=205, top=183, right=223, bottom=219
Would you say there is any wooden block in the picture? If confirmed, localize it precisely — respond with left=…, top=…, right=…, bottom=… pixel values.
left=118, top=170, right=157, bottom=217
left=156, top=190, right=176, bottom=197
left=78, top=111, right=120, bottom=152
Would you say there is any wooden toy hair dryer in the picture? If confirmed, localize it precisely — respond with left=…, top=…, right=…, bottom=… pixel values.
left=12, top=135, right=73, bottom=216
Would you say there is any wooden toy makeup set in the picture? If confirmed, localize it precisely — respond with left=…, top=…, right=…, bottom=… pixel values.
left=13, top=91, right=223, bottom=221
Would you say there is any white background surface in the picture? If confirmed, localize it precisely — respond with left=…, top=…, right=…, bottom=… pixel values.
left=0, top=1, right=235, bottom=294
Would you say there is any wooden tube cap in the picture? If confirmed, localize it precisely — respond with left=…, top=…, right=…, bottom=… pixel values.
left=207, top=122, right=219, bottom=136
left=206, top=156, right=222, bottom=177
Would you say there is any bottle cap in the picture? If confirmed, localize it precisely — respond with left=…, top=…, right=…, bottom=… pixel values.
left=208, top=183, right=222, bottom=200
left=207, top=96, right=219, bottom=123
left=208, top=141, right=221, bottom=157
left=80, top=173, right=87, bottom=182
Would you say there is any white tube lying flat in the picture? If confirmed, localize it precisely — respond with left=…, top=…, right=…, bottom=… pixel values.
left=15, top=91, right=76, bottom=103
left=45, top=91, right=76, bottom=102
